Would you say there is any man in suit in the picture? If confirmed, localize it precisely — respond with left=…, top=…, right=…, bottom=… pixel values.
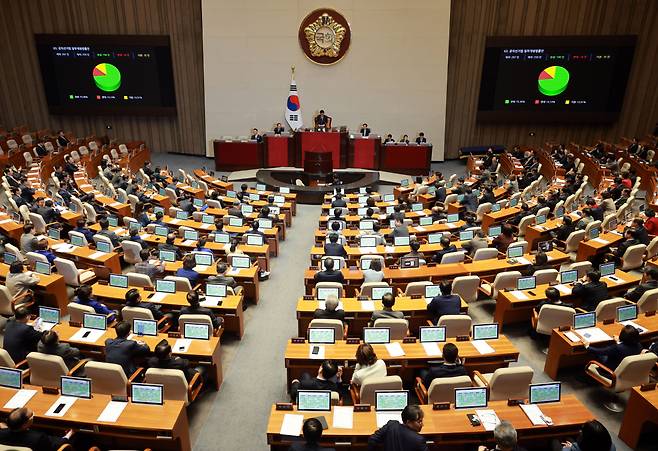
left=533, top=287, right=572, bottom=314
left=207, top=262, right=243, bottom=294
left=314, top=257, right=345, bottom=284
left=19, top=223, right=37, bottom=254
left=609, top=228, right=640, bottom=264
left=290, top=360, right=341, bottom=402
left=37, top=330, right=81, bottom=369
left=383, top=133, right=395, bottom=144
left=390, top=218, right=410, bottom=240
left=421, top=343, right=467, bottom=387
left=181, top=290, right=223, bottom=329
left=427, top=283, right=461, bottom=325
left=432, top=237, right=458, bottom=263
left=0, top=407, right=72, bottom=451
left=273, top=123, right=285, bottom=134
left=158, top=233, right=183, bottom=260
left=56, top=130, right=70, bottom=147
left=331, top=193, right=347, bottom=208
left=462, top=230, right=488, bottom=257
left=97, top=218, right=120, bottom=246
left=553, top=216, right=576, bottom=242
left=314, top=109, right=329, bottom=131
left=3, top=307, right=44, bottom=362
left=625, top=267, right=658, bottom=302
left=371, top=293, right=404, bottom=323
left=460, top=188, right=479, bottom=213
left=34, top=140, right=49, bottom=157
left=415, top=132, right=427, bottom=144
left=572, top=270, right=609, bottom=311
left=631, top=218, right=650, bottom=245
left=5, top=261, right=39, bottom=299
left=250, top=128, right=263, bottom=143
left=368, top=404, right=427, bottom=451
left=324, top=233, right=347, bottom=258
left=289, top=418, right=336, bottom=451
left=105, top=321, right=150, bottom=376
left=36, top=199, right=60, bottom=224
left=313, top=295, right=345, bottom=322
left=360, top=123, right=371, bottom=137
left=148, top=340, right=200, bottom=382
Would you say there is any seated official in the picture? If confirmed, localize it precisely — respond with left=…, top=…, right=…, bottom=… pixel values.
left=644, top=208, right=658, bottom=234
left=273, top=122, right=285, bottom=135
left=37, top=330, right=81, bottom=369
left=421, top=343, right=467, bottom=388
left=207, top=262, right=243, bottom=294
left=368, top=405, right=426, bottom=451
left=314, top=109, right=329, bottom=131
left=250, top=128, right=262, bottom=142
left=389, top=218, right=410, bottom=239
left=314, top=257, right=345, bottom=284
left=383, top=133, right=395, bottom=144
left=331, top=194, right=347, bottom=208
left=431, top=237, right=457, bottom=263
left=181, top=290, right=223, bottom=330
left=625, top=267, right=658, bottom=302
left=148, top=340, right=202, bottom=382
left=427, top=283, right=461, bottom=325
left=75, top=285, right=116, bottom=321
left=572, top=270, right=609, bottom=311
left=399, top=134, right=410, bottom=144
left=363, top=259, right=385, bottom=283
left=587, top=325, right=643, bottom=371
left=124, top=227, right=146, bottom=247
left=97, top=217, right=120, bottom=246
left=134, top=249, right=165, bottom=281
left=247, top=221, right=266, bottom=238
left=324, top=233, right=347, bottom=258
left=460, top=188, right=478, bottom=213
left=534, top=287, right=572, bottom=315
left=125, top=288, right=165, bottom=321
left=462, top=230, right=488, bottom=257
left=370, top=293, right=404, bottom=323
left=523, top=252, right=552, bottom=276
left=36, top=199, right=60, bottom=224
left=553, top=419, right=615, bottom=451
left=73, top=219, right=95, bottom=243
left=553, top=216, right=576, bottom=242
left=3, top=307, right=45, bottom=363
left=176, top=254, right=201, bottom=285
left=5, top=261, right=38, bottom=299
left=492, top=224, right=516, bottom=253
left=415, top=132, right=427, bottom=144
left=351, top=343, right=386, bottom=386
left=194, top=236, right=213, bottom=254
left=290, top=360, right=341, bottom=402
left=313, top=295, right=345, bottom=322
left=158, top=233, right=183, bottom=260
left=478, top=421, right=527, bottom=451
left=288, top=418, right=335, bottom=451
left=19, top=223, right=37, bottom=253
left=401, top=241, right=425, bottom=265
left=0, top=407, right=72, bottom=451
left=105, top=321, right=150, bottom=376
left=607, top=228, right=640, bottom=265
left=34, top=238, right=56, bottom=265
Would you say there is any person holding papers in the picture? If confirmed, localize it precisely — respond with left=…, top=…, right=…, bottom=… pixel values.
left=478, top=421, right=527, bottom=451
left=0, top=407, right=72, bottom=451
left=313, top=295, right=345, bottom=322
left=350, top=344, right=386, bottom=386
left=37, top=330, right=81, bottom=369
left=75, top=285, right=117, bottom=322
left=367, top=404, right=427, bottom=451
left=427, top=283, right=461, bottom=325
left=290, top=360, right=341, bottom=403
left=105, top=321, right=150, bottom=376
left=571, top=271, right=609, bottom=311
left=181, top=290, right=222, bottom=330
left=370, top=293, right=404, bottom=324
left=3, top=307, right=45, bottom=363
left=586, top=325, right=643, bottom=372
left=421, top=343, right=467, bottom=388
left=288, top=418, right=335, bottom=451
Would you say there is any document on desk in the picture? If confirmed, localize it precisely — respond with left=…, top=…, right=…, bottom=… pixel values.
left=0, top=219, right=12, bottom=225
left=359, top=301, right=375, bottom=311
left=45, top=396, right=77, bottom=417
left=51, top=243, right=75, bottom=253
left=141, top=234, right=152, bottom=240
left=97, top=400, right=128, bottom=423
left=70, top=328, right=105, bottom=343
left=280, top=413, right=304, bottom=436
left=621, top=320, right=647, bottom=333
left=555, top=284, right=572, bottom=295
left=376, top=412, right=401, bottom=428
left=170, top=219, right=181, bottom=224
left=520, top=404, right=547, bottom=425
left=109, top=202, right=122, bottom=208
left=385, top=246, right=395, bottom=253
left=174, top=339, right=192, bottom=353
left=385, top=342, right=405, bottom=357
left=472, top=340, right=495, bottom=355
left=564, top=331, right=581, bottom=342
left=516, top=257, right=531, bottom=265
left=475, top=409, right=501, bottom=431
left=182, top=239, right=196, bottom=246
left=576, top=327, right=612, bottom=343
left=4, top=389, right=37, bottom=409
left=201, top=297, right=223, bottom=307
left=114, top=228, right=125, bottom=234
left=422, top=342, right=442, bottom=357
left=332, top=406, right=354, bottom=429
left=309, top=345, right=325, bottom=359
left=226, top=269, right=240, bottom=276
left=591, top=237, right=609, bottom=245
left=149, top=292, right=169, bottom=303
left=193, top=265, right=210, bottom=272
left=415, top=226, right=426, bottom=232
left=317, top=301, right=344, bottom=310
left=509, top=290, right=529, bottom=300
left=88, top=251, right=107, bottom=260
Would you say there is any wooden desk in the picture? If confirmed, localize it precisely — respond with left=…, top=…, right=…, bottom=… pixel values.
left=266, top=395, right=592, bottom=450
left=618, top=386, right=658, bottom=449
left=481, top=207, right=520, bottom=233
left=494, top=269, right=641, bottom=327
left=0, top=385, right=190, bottom=451
left=544, top=312, right=658, bottom=379
left=53, top=243, right=122, bottom=274
left=193, top=169, right=234, bottom=194
left=0, top=263, right=68, bottom=313
left=91, top=283, right=246, bottom=338
left=0, top=213, right=23, bottom=242
left=576, top=231, right=624, bottom=261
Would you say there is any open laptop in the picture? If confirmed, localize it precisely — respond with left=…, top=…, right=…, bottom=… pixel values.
left=38, top=306, right=60, bottom=331
left=375, top=390, right=409, bottom=425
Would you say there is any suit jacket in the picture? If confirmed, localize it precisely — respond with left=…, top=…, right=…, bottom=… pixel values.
left=20, top=233, right=37, bottom=253
left=360, top=128, right=371, bottom=137
left=290, top=376, right=338, bottom=404
left=416, top=137, right=427, bottom=144
left=588, top=342, right=643, bottom=370
left=427, top=295, right=461, bottom=324
left=37, top=341, right=81, bottom=369
left=368, top=420, right=427, bottom=451
left=460, top=194, right=478, bottom=213
left=391, top=225, right=410, bottom=238
left=314, top=270, right=345, bottom=284
left=313, top=309, right=345, bottom=321
left=147, top=355, right=196, bottom=381
left=462, top=236, right=488, bottom=256
left=207, top=274, right=238, bottom=288
left=180, top=305, right=222, bottom=329
left=572, top=281, right=609, bottom=310
left=423, top=363, right=468, bottom=387
left=0, top=429, right=67, bottom=451
left=331, top=199, right=347, bottom=207
left=625, top=280, right=658, bottom=302
left=3, top=320, right=44, bottom=362
left=371, top=310, right=405, bottom=322
left=615, top=238, right=640, bottom=258
left=36, top=206, right=60, bottom=223
left=6, top=271, right=39, bottom=297
left=324, top=242, right=347, bottom=258
left=104, top=337, right=150, bottom=376
left=57, top=135, right=70, bottom=147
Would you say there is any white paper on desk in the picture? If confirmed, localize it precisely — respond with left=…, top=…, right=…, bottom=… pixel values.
left=555, top=284, right=572, bottom=295
left=88, top=251, right=107, bottom=259
left=358, top=247, right=375, bottom=255
left=201, top=297, right=223, bottom=307
left=97, top=400, right=128, bottom=423
left=376, top=412, right=402, bottom=428
left=52, top=243, right=74, bottom=253
left=385, top=246, right=395, bottom=253
left=174, top=339, right=192, bottom=353
left=603, top=275, right=622, bottom=285
left=193, top=265, right=210, bottom=272
left=332, top=406, right=354, bottom=429
left=109, top=202, right=122, bottom=208
left=475, top=409, right=501, bottom=431
left=422, top=342, right=442, bottom=357
left=591, top=237, right=610, bottom=245
left=94, top=193, right=104, bottom=199
left=170, top=218, right=181, bottom=224
left=385, top=342, right=405, bottom=357
left=141, top=234, right=152, bottom=240
left=4, top=389, right=37, bottom=409
left=201, top=223, right=213, bottom=229
left=309, top=345, right=325, bottom=359
left=564, top=331, right=581, bottom=342
left=621, top=320, right=647, bottom=333
left=45, top=396, right=77, bottom=417
left=510, top=290, right=529, bottom=300
left=149, top=292, right=168, bottom=303
left=415, top=226, right=426, bottom=232
left=226, top=269, right=240, bottom=276
left=280, top=413, right=304, bottom=436
left=181, top=239, right=195, bottom=246
left=70, top=328, right=105, bottom=343
left=519, top=403, right=547, bottom=426
left=516, top=257, right=531, bottom=265
left=360, top=301, right=375, bottom=311
left=472, top=340, right=495, bottom=355
left=576, top=327, right=612, bottom=343
left=0, top=219, right=12, bottom=224
left=317, top=301, right=344, bottom=310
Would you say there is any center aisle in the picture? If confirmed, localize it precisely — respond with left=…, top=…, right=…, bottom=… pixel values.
left=194, top=204, right=320, bottom=450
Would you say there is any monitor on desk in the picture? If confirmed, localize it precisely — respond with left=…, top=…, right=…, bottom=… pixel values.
left=359, top=187, right=368, bottom=194
left=555, top=207, right=565, bottom=218
left=459, top=230, right=474, bottom=241
left=371, top=287, right=393, bottom=300
left=231, top=255, right=251, bottom=269
left=0, top=367, right=22, bottom=390
left=176, top=211, right=188, bottom=220
left=385, top=206, right=395, bottom=214
left=411, top=203, right=423, bottom=212
left=241, top=204, right=253, bottom=214
left=359, top=236, right=377, bottom=248
left=529, top=382, right=561, bottom=404
left=573, top=312, right=596, bottom=329
left=394, top=236, right=410, bottom=247
left=280, top=187, right=290, bottom=194
left=109, top=273, right=128, bottom=288
left=454, top=387, right=488, bottom=409
left=491, top=203, right=502, bottom=212
left=183, top=323, right=211, bottom=340
left=400, top=179, right=410, bottom=187
left=425, top=285, right=442, bottom=299
left=258, top=218, right=273, bottom=230
left=517, top=276, right=536, bottom=290
left=560, top=270, right=578, bottom=284
left=194, top=253, right=213, bottom=267
left=605, top=218, right=618, bottom=231
left=214, top=232, right=230, bottom=244
left=39, top=306, right=60, bottom=325
left=229, top=217, right=243, bottom=227
left=509, top=198, right=519, bottom=208
left=538, top=240, right=553, bottom=252
left=457, top=195, right=465, bottom=203
left=359, top=220, right=375, bottom=231
left=358, top=196, right=369, bottom=205
left=206, top=283, right=227, bottom=298
left=108, top=216, right=119, bottom=227
left=382, top=194, right=394, bottom=202
left=256, top=183, right=267, bottom=191
left=427, top=186, right=436, bottom=196
left=246, top=235, right=264, bottom=246
left=133, top=318, right=158, bottom=336
left=193, top=198, right=204, bottom=208
left=536, top=215, right=547, bottom=225
left=155, top=279, right=176, bottom=294
left=297, top=390, right=332, bottom=412
left=154, top=226, right=168, bottom=237
left=364, top=327, right=390, bottom=344
left=202, top=214, right=215, bottom=224
left=273, top=195, right=285, bottom=204
left=60, top=376, right=91, bottom=399
left=507, top=246, right=524, bottom=258
left=83, top=312, right=107, bottom=331
left=317, top=287, right=340, bottom=301
left=399, top=257, right=420, bottom=268
left=131, top=383, right=164, bottom=405
left=428, top=233, right=443, bottom=244
left=617, top=304, right=637, bottom=322
left=488, top=225, right=502, bottom=237
left=184, top=230, right=199, bottom=241
left=447, top=214, right=459, bottom=223
left=96, top=240, right=112, bottom=253
left=35, top=261, right=51, bottom=275
left=159, top=250, right=176, bottom=262
left=419, top=326, right=446, bottom=343
left=308, top=328, right=335, bottom=344
left=48, top=228, right=61, bottom=240
left=249, top=193, right=259, bottom=202
left=599, top=262, right=615, bottom=277
left=3, top=253, right=16, bottom=265
left=419, top=216, right=433, bottom=226
left=472, top=323, right=499, bottom=340
left=375, top=390, right=409, bottom=412
left=589, top=227, right=600, bottom=239
left=70, top=234, right=85, bottom=247
left=129, top=221, right=141, bottom=234
left=226, top=190, right=237, bottom=198
left=357, top=207, right=368, bottom=216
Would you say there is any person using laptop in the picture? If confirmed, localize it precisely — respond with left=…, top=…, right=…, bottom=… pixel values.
left=427, top=282, right=461, bottom=325
left=324, top=233, right=347, bottom=258
left=105, top=321, right=150, bottom=376
left=360, top=223, right=386, bottom=245
left=134, top=249, right=165, bottom=281
left=288, top=418, right=335, bottom=451
left=0, top=407, right=73, bottom=451
left=401, top=241, right=425, bottom=265
left=72, top=219, right=95, bottom=243
left=478, top=421, right=527, bottom=451
left=313, top=295, right=345, bottom=322
left=176, top=254, right=201, bottom=285
left=370, top=293, right=404, bottom=324
left=3, top=307, right=45, bottom=363
left=207, top=262, right=243, bottom=294
left=181, top=290, right=223, bottom=330
left=37, top=330, right=81, bottom=369
left=572, top=271, right=608, bottom=311
left=367, top=404, right=426, bottom=451
left=351, top=343, right=387, bottom=386
left=421, top=342, right=467, bottom=388
left=314, top=258, right=345, bottom=284
left=74, top=285, right=117, bottom=322
left=586, top=324, right=643, bottom=372
left=363, top=259, right=385, bottom=283
left=125, top=288, right=166, bottom=321
left=147, top=340, right=203, bottom=382
left=5, top=261, right=39, bottom=300
left=431, top=237, right=457, bottom=263
left=625, top=267, right=658, bottom=302
left=194, top=236, right=212, bottom=254
left=331, top=193, right=347, bottom=208
left=290, top=360, right=341, bottom=403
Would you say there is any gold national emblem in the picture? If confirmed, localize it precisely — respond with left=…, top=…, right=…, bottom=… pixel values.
left=298, top=9, right=351, bottom=65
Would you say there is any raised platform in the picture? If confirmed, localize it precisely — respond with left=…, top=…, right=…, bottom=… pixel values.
left=230, top=167, right=411, bottom=184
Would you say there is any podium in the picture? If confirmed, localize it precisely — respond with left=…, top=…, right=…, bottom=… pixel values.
left=213, top=139, right=262, bottom=171
left=297, top=131, right=348, bottom=169
left=263, top=133, right=294, bottom=167
left=303, top=151, right=333, bottom=177
left=349, top=135, right=380, bottom=169
left=380, top=143, right=432, bottom=175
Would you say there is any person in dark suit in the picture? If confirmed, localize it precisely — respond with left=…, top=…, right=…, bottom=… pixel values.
left=431, top=237, right=457, bottom=263
left=34, top=141, right=49, bottom=157
left=0, top=407, right=72, bottom=451
left=625, top=267, right=658, bottom=302
left=533, top=287, right=572, bottom=314
left=360, top=123, right=371, bottom=137
left=3, top=307, right=44, bottom=362
left=421, top=343, right=467, bottom=387
left=37, top=330, right=81, bottom=369
left=314, top=109, right=329, bottom=131
left=125, top=288, right=165, bottom=321
left=313, top=295, right=345, bottom=322
left=36, top=199, right=60, bottom=223
left=250, top=128, right=263, bottom=142
left=207, top=262, right=243, bottom=294
left=147, top=340, right=200, bottom=382
left=427, top=283, right=461, bottom=325
left=158, top=233, right=184, bottom=260
left=478, top=421, right=527, bottom=451
left=331, top=193, right=347, bottom=208
left=572, top=270, right=609, bottom=311
left=324, top=233, right=347, bottom=258
left=63, top=155, right=78, bottom=176
left=524, top=252, right=552, bottom=276
left=367, top=404, right=427, bottom=451
left=460, top=188, right=478, bottom=213
left=56, top=130, right=70, bottom=147
left=181, top=290, right=223, bottom=330
left=553, top=216, right=576, bottom=242
left=415, top=132, right=427, bottom=144
left=290, top=360, right=341, bottom=402
left=608, top=228, right=640, bottom=264
left=587, top=325, right=643, bottom=371
left=384, top=133, right=395, bottom=144
left=314, top=258, right=345, bottom=284
left=273, top=123, right=285, bottom=134
left=105, top=321, right=150, bottom=376
left=631, top=218, right=650, bottom=245
left=288, top=418, right=336, bottom=451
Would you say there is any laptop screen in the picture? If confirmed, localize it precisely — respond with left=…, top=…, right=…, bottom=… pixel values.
left=175, top=211, right=188, bottom=220
left=360, top=236, right=377, bottom=248
left=108, top=216, right=119, bottom=227
left=202, top=214, right=215, bottom=224
left=560, top=270, right=578, bottom=284
left=131, top=383, right=164, bottom=405
left=155, top=279, right=176, bottom=293
left=459, top=230, right=474, bottom=241
left=183, top=323, right=211, bottom=340
left=48, top=228, right=61, bottom=240
left=159, top=250, right=176, bottom=262
left=589, top=227, right=600, bottom=239
left=394, top=236, right=410, bottom=247
left=316, top=287, right=340, bottom=301
left=206, top=284, right=227, bottom=298
left=184, top=230, right=199, bottom=241
left=83, top=313, right=107, bottom=330
left=428, top=233, right=442, bottom=244
left=507, top=246, right=524, bottom=258
left=411, top=203, right=423, bottom=212
left=0, top=367, right=22, bottom=389
left=364, top=327, right=390, bottom=344
left=375, top=390, right=409, bottom=412
left=599, top=262, right=615, bottom=277
left=555, top=207, right=565, bottom=218
left=280, top=187, right=290, bottom=194
left=617, top=304, right=637, bottom=322
left=109, top=274, right=128, bottom=288
left=446, top=214, right=459, bottom=223
left=258, top=218, right=273, bottom=229
left=509, top=198, right=519, bottom=207
left=70, top=234, right=85, bottom=247
left=39, top=306, right=60, bottom=325
left=194, top=253, right=213, bottom=266
left=455, top=387, right=488, bottom=409
left=273, top=195, right=285, bottom=204
left=488, top=225, right=502, bottom=237
left=400, top=179, right=409, bottom=187
left=3, top=253, right=16, bottom=265
left=419, top=326, right=446, bottom=343
left=60, top=376, right=92, bottom=399
left=246, top=235, right=264, bottom=246
left=229, top=217, right=243, bottom=227
left=308, top=328, right=335, bottom=344
left=491, top=203, right=502, bottom=212
left=193, top=198, right=204, bottom=207
left=573, top=312, right=596, bottom=329
left=256, top=183, right=267, bottom=191
left=529, top=382, right=561, bottom=404
left=297, top=390, right=331, bottom=411
left=371, top=287, right=393, bottom=300
left=154, top=226, right=169, bottom=237
left=35, top=261, right=51, bottom=275
left=226, top=190, right=237, bottom=198
left=424, top=285, right=442, bottom=299
left=133, top=319, right=158, bottom=336
left=536, top=215, right=547, bottom=225
left=96, top=241, right=112, bottom=253
left=241, top=205, right=253, bottom=214
left=382, top=194, right=394, bottom=202
left=517, top=276, right=536, bottom=290
left=419, top=216, right=433, bottom=226
left=214, top=232, right=230, bottom=244
left=472, top=323, right=499, bottom=340
left=231, top=255, right=251, bottom=269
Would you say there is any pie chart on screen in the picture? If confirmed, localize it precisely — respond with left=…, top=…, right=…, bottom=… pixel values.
left=93, top=63, right=121, bottom=92
left=538, top=66, right=569, bottom=96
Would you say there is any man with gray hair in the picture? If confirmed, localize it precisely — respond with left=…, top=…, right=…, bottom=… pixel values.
left=478, top=420, right=526, bottom=451
left=313, top=294, right=345, bottom=322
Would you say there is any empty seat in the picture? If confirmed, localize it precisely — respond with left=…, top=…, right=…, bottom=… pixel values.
left=473, top=366, right=534, bottom=401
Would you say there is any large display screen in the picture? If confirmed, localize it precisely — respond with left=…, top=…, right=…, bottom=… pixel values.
left=35, top=34, right=176, bottom=115
left=477, top=36, right=636, bottom=123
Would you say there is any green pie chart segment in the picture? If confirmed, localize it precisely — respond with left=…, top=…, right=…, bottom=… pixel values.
left=93, top=63, right=121, bottom=92
left=537, top=65, right=569, bottom=96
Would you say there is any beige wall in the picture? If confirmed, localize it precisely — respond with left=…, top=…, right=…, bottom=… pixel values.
left=202, top=0, right=450, bottom=161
